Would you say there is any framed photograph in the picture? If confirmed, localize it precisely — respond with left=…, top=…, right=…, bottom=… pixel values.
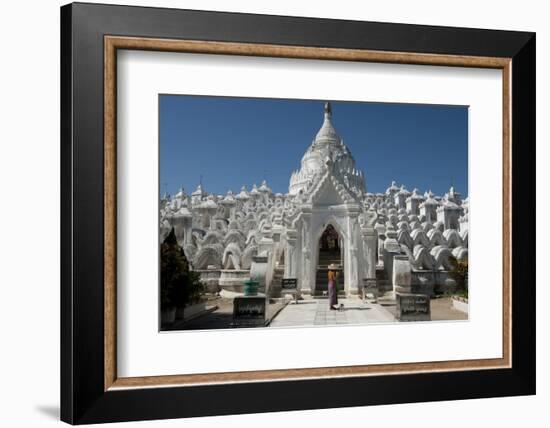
left=61, top=2, right=535, bottom=424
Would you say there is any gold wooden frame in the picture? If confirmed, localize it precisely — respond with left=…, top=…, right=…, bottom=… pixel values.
left=104, top=36, right=512, bottom=391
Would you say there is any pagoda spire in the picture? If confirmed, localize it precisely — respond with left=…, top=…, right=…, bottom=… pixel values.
left=324, top=101, right=332, bottom=118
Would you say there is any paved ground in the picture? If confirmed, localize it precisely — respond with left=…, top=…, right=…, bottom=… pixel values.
left=426, top=296, right=468, bottom=321
left=168, top=295, right=467, bottom=331
left=271, top=296, right=467, bottom=327
left=270, top=298, right=395, bottom=327
left=168, top=297, right=287, bottom=331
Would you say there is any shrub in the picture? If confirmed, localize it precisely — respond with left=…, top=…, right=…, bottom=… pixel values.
left=449, top=257, right=468, bottom=298
left=160, top=228, right=204, bottom=312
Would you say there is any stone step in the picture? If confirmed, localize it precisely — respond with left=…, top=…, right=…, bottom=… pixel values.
left=313, top=290, right=346, bottom=296
left=316, top=270, right=345, bottom=276
left=376, top=269, right=388, bottom=280
left=318, top=252, right=341, bottom=260
left=270, top=266, right=286, bottom=289
left=315, top=281, right=345, bottom=286
left=316, top=273, right=345, bottom=278
left=315, top=251, right=343, bottom=294
left=316, top=269, right=344, bottom=273
left=377, top=291, right=396, bottom=306
left=315, top=274, right=345, bottom=291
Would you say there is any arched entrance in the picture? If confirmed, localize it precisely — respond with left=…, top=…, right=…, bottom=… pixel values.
left=315, top=224, right=344, bottom=295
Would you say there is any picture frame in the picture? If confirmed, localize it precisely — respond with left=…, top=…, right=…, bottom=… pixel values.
left=60, top=2, right=535, bottom=424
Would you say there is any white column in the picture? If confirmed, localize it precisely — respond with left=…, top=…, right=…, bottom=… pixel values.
left=345, top=215, right=360, bottom=296
left=284, top=229, right=297, bottom=278
left=363, top=228, right=377, bottom=279
left=299, top=213, right=313, bottom=296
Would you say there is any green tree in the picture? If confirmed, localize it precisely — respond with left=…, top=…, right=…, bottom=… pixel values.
left=160, top=228, right=204, bottom=313
left=449, top=257, right=468, bottom=298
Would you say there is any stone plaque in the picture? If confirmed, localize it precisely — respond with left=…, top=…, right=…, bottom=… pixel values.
left=396, top=293, right=431, bottom=321
left=282, top=278, right=298, bottom=290
left=232, top=296, right=267, bottom=327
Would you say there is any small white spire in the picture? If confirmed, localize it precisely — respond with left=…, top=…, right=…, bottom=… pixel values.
left=324, top=101, right=332, bottom=118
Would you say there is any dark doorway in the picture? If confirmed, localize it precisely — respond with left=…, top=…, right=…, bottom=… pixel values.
left=316, top=224, right=344, bottom=295
left=319, top=224, right=340, bottom=251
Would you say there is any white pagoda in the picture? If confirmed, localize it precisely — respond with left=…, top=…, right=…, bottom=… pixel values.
left=160, top=102, right=468, bottom=298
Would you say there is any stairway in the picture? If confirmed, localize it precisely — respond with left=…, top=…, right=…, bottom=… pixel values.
left=376, top=266, right=392, bottom=293
left=269, top=265, right=285, bottom=297
left=315, top=250, right=344, bottom=296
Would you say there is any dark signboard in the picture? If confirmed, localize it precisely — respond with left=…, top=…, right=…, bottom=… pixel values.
left=396, top=293, right=431, bottom=321
left=232, top=296, right=267, bottom=327
left=281, top=278, right=298, bottom=290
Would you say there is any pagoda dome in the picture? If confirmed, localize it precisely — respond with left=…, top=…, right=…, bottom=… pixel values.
left=192, top=184, right=204, bottom=195
left=409, top=188, right=425, bottom=200
left=422, top=191, right=439, bottom=206
left=386, top=180, right=400, bottom=195
left=397, top=185, right=411, bottom=196
left=300, top=146, right=324, bottom=175
left=258, top=180, right=272, bottom=193
left=250, top=184, right=260, bottom=197
left=289, top=102, right=365, bottom=197
left=235, top=186, right=250, bottom=201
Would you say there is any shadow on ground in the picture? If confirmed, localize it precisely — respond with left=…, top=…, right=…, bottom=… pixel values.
left=35, top=405, right=59, bottom=420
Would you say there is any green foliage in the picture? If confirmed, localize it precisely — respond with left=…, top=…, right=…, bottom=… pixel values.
left=160, top=228, right=204, bottom=311
left=449, top=257, right=468, bottom=298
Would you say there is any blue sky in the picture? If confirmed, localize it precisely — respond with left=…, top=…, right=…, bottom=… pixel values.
left=159, top=95, right=468, bottom=198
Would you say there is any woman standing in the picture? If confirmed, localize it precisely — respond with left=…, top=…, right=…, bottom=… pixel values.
left=327, top=263, right=339, bottom=310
